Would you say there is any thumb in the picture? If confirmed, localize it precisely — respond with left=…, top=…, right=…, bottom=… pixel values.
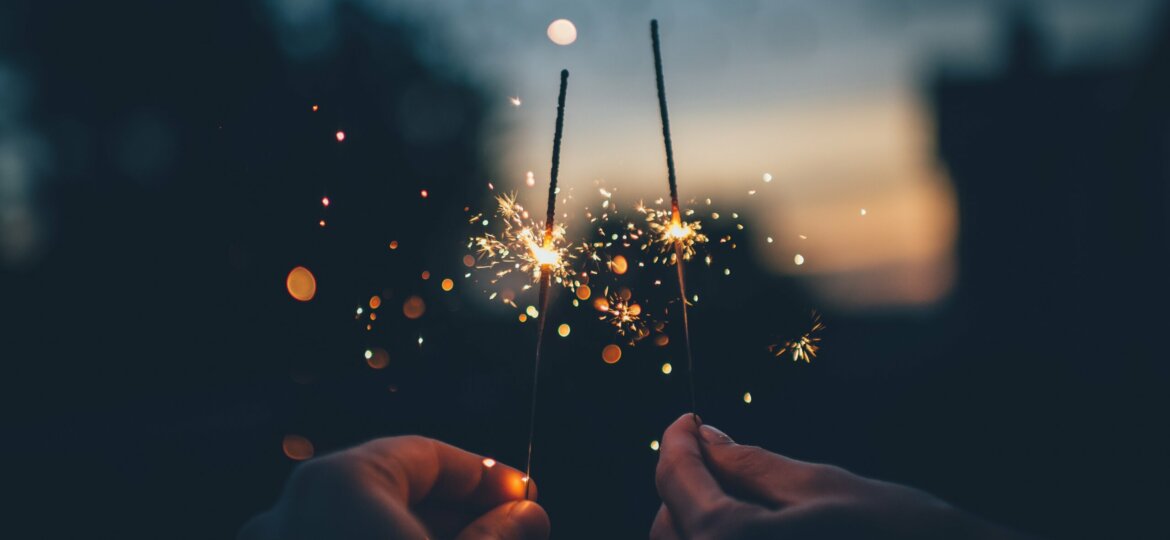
left=698, top=424, right=817, bottom=506
left=455, top=500, right=550, bottom=540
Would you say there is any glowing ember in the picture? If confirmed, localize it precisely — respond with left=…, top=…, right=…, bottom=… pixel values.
left=420, top=189, right=429, bottom=198
left=661, top=362, right=672, bottom=374
left=557, top=323, right=571, bottom=337
left=321, top=196, right=330, bottom=207
left=282, top=435, right=315, bottom=460
left=743, top=392, right=752, bottom=404
left=286, top=266, right=317, bottom=302
left=441, top=278, right=454, bottom=291
left=601, top=344, right=622, bottom=364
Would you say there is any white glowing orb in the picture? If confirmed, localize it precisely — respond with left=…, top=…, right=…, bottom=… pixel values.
left=794, top=254, right=805, bottom=266
left=547, top=19, right=577, bottom=46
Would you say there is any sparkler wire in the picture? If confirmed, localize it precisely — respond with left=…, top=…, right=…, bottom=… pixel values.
left=524, top=69, right=569, bottom=500
left=651, top=20, right=699, bottom=421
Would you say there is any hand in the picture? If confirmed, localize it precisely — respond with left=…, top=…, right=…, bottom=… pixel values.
left=651, top=414, right=1027, bottom=540
left=240, top=435, right=549, bottom=540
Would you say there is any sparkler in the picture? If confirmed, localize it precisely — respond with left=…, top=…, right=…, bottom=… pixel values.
left=523, top=68, right=569, bottom=500
left=651, top=19, right=701, bottom=419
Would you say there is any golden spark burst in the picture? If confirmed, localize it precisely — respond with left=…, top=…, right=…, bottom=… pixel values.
left=470, top=192, right=576, bottom=289
left=769, top=311, right=825, bottom=363
left=637, top=202, right=708, bottom=264
left=594, top=288, right=654, bottom=344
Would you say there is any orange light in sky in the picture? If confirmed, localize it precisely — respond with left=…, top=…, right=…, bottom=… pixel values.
left=602, top=344, right=622, bottom=364
left=286, top=266, right=316, bottom=301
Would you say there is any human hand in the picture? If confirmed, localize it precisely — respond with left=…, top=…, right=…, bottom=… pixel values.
left=651, top=414, right=1026, bottom=539
left=240, top=435, right=549, bottom=540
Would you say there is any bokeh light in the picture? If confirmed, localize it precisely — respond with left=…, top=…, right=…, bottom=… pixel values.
left=335, top=131, right=345, bottom=142
left=650, top=440, right=660, bottom=451
left=403, top=296, right=426, bottom=319
left=366, top=348, right=389, bottom=369
left=286, top=266, right=317, bottom=302
left=369, top=295, right=381, bottom=309
left=743, top=392, right=752, bottom=404
left=547, top=19, right=577, bottom=46
left=610, top=255, right=628, bottom=275
left=602, top=344, right=622, bottom=364
left=441, top=278, right=454, bottom=291
left=282, top=434, right=315, bottom=461
left=661, top=362, right=672, bottom=374
left=557, top=323, right=571, bottom=337
left=576, top=284, right=591, bottom=300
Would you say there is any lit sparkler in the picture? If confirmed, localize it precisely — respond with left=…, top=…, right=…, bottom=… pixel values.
left=523, top=69, right=570, bottom=501
left=651, top=19, right=700, bottom=418
left=770, top=311, right=825, bottom=363
left=471, top=192, right=574, bottom=287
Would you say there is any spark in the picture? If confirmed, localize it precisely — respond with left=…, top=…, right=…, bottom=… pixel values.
left=763, top=173, right=772, bottom=182
left=321, top=196, right=330, bottom=207
left=335, top=131, right=345, bottom=142
left=639, top=203, right=708, bottom=264
left=860, top=208, right=867, bottom=216
left=794, top=253, right=805, bottom=266
left=743, top=392, right=752, bottom=404
left=483, top=458, right=497, bottom=468
left=510, top=96, right=522, bottom=107
left=595, top=289, right=652, bottom=344
left=650, top=440, right=660, bottom=451
left=470, top=192, right=575, bottom=288
left=770, top=311, right=825, bottom=363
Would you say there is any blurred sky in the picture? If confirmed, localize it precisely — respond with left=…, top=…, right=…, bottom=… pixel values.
left=5, top=0, right=1163, bottom=309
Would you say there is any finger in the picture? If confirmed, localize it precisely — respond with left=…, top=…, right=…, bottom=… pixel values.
left=353, top=436, right=534, bottom=508
left=454, top=500, right=550, bottom=540
left=648, top=504, right=681, bottom=540
left=655, top=413, right=733, bottom=522
left=697, top=424, right=820, bottom=505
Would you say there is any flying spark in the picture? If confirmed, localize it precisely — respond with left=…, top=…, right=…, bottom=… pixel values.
left=769, top=311, right=825, bottom=363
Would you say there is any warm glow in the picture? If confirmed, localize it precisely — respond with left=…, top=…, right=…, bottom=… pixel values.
left=531, top=243, right=561, bottom=267
left=318, top=219, right=326, bottom=227
left=389, top=241, right=399, bottom=250
left=335, top=131, right=345, bottom=142
left=369, top=295, right=381, bottom=309
left=311, top=104, right=319, bottom=112
left=282, top=435, right=315, bottom=461
left=661, top=362, right=672, bottom=374
left=743, top=392, right=752, bottom=404
left=794, top=254, right=805, bottom=266
left=366, top=348, right=389, bottom=369
left=557, top=324, right=571, bottom=337
left=593, top=297, right=609, bottom=311
left=650, top=440, right=660, bottom=451
left=482, top=458, right=496, bottom=468
left=421, top=271, right=431, bottom=280
left=576, top=284, right=591, bottom=300
left=602, top=344, right=622, bottom=364
left=321, top=196, right=330, bottom=207
left=462, top=254, right=475, bottom=267
left=526, top=305, right=539, bottom=318
left=420, top=189, right=429, bottom=198
left=286, top=266, right=317, bottom=302
left=610, top=255, right=628, bottom=275
left=441, top=278, right=454, bottom=291
left=547, top=19, right=577, bottom=46
left=403, top=296, right=426, bottom=319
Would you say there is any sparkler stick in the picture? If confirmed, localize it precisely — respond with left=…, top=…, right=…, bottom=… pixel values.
left=524, top=68, right=569, bottom=500
left=650, top=19, right=700, bottom=421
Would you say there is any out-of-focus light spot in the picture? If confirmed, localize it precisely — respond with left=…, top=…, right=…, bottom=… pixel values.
left=462, top=254, right=475, bottom=267
left=321, top=196, right=330, bottom=207
left=547, top=19, right=577, bottom=46
left=763, top=173, right=773, bottom=183
left=286, top=266, right=317, bottom=302
left=576, top=284, right=591, bottom=300
left=335, top=131, right=345, bottom=142
left=794, top=254, right=805, bottom=266
left=557, top=324, right=571, bottom=337
left=766, top=237, right=774, bottom=243
left=509, top=96, right=522, bottom=107
left=483, top=458, right=496, bottom=468
left=418, top=336, right=424, bottom=346
left=593, top=297, right=609, bottom=311
left=602, top=344, right=622, bottom=364
left=420, top=189, right=429, bottom=198
left=518, top=313, right=528, bottom=323
left=318, top=219, right=326, bottom=227
left=610, top=255, right=628, bottom=275
left=364, top=349, right=373, bottom=360
left=282, top=434, right=315, bottom=461
left=403, top=296, right=426, bottom=319
left=650, top=440, right=660, bottom=451
left=525, top=171, right=536, bottom=187
left=661, top=362, right=672, bottom=374
left=389, top=241, right=399, bottom=250
left=356, top=307, right=364, bottom=315
left=312, top=104, right=319, bottom=112
left=655, top=335, right=670, bottom=347
left=441, top=278, right=454, bottom=292
left=860, top=208, right=867, bottom=216
left=369, top=296, right=381, bottom=309
left=743, top=392, right=752, bottom=404
left=748, top=189, right=757, bottom=195
left=421, top=271, right=431, bottom=280
left=526, top=305, right=539, bottom=318
left=367, top=348, right=389, bottom=369
left=369, top=312, right=377, bottom=321
left=723, top=268, right=731, bottom=276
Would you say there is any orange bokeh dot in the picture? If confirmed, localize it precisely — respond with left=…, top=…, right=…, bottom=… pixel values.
left=628, top=303, right=642, bottom=316
left=420, top=189, right=429, bottom=198
left=366, top=348, right=390, bottom=369
left=610, top=255, right=628, bottom=275
left=655, top=334, right=670, bottom=347
left=403, top=296, right=426, bottom=319
left=286, top=266, right=317, bottom=302
left=441, top=278, right=454, bottom=292
left=369, top=312, right=377, bottom=321
left=462, top=254, right=476, bottom=267
left=389, top=241, right=399, bottom=250
left=602, top=344, right=622, bottom=364
left=282, top=434, right=315, bottom=461
left=421, top=271, right=431, bottom=280
left=593, top=297, right=609, bottom=311
left=369, top=295, right=381, bottom=309
left=576, top=284, right=591, bottom=300
left=335, top=131, right=345, bottom=142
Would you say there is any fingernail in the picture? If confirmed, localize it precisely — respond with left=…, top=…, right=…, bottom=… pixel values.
left=699, top=424, right=733, bottom=444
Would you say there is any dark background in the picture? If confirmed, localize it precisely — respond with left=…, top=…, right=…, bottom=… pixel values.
left=2, top=1, right=1168, bottom=538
